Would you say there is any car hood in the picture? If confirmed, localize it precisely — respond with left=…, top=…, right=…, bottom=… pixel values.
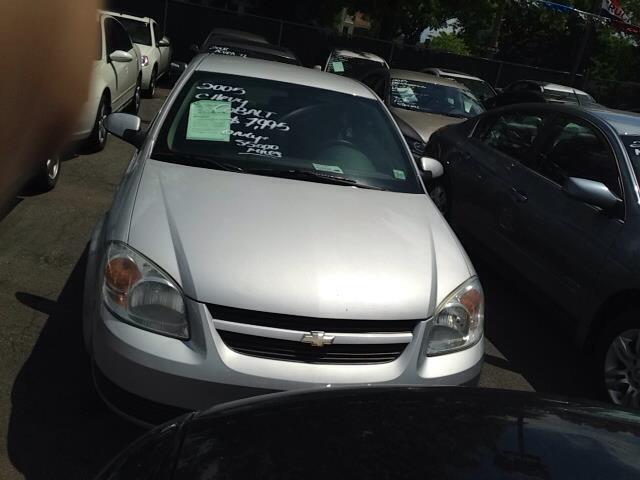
left=127, top=159, right=472, bottom=319
left=391, top=108, right=465, bottom=143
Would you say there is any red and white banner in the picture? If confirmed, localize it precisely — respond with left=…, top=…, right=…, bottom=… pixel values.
left=601, top=0, right=632, bottom=23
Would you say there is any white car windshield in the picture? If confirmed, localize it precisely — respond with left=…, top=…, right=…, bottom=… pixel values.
left=152, top=72, right=423, bottom=194
left=390, top=78, right=485, bottom=118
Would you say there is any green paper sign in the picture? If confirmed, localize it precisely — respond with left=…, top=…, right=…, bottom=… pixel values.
left=313, top=163, right=343, bottom=174
left=332, top=61, right=345, bottom=73
left=393, top=169, right=406, bottom=180
left=186, top=100, right=231, bottom=142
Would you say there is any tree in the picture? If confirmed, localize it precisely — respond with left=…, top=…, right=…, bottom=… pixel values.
left=429, top=33, right=470, bottom=55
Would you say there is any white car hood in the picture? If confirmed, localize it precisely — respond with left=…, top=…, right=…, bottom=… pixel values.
left=128, top=159, right=472, bottom=320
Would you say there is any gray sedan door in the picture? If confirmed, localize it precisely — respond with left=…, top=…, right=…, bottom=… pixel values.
left=511, top=114, right=624, bottom=312
left=450, top=111, right=549, bottom=258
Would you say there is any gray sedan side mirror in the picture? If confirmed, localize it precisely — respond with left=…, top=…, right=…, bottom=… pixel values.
left=563, top=177, right=621, bottom=210
left=420, top=157, right=444, bottom=180
left=109, top=50, right=133, bottom=63
left=105, top=113, right=145, bottom=148
left=158, top=37, right=170, bottom=47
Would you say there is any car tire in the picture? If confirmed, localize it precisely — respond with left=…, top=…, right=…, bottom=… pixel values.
left=33, top=154, right=61, bottom=192
left=596, top=309, right=640, bottom=409
left=144, top=67, right=157, bottom=98
left=128, top=78, right=142, bottom=114
left=428, top=179, right=449, bottom=216
left=86, top=94, right=110, bottom=153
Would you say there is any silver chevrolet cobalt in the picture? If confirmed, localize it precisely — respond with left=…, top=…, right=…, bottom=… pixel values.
left=83, top=54, right=484, bottom=422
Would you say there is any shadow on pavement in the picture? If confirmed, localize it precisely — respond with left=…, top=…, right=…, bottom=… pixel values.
left=475, top=256, right=599, bottom=403
left=7, top=248, right=143, bottom=480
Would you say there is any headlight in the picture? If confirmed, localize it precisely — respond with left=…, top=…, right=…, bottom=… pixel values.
left=141, top=55, right=149, bottom=67
left=424, top=277, right=484, bottom=356
left=103, top=242, right=189, bottom=339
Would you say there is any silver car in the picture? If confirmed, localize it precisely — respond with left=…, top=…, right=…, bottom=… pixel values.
left=83, top=54, right=484, bottom=422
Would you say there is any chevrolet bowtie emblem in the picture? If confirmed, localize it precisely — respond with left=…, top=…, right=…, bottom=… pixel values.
left=301, top=331, right=335, bottom=347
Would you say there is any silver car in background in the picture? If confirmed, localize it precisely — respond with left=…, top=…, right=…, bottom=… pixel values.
left=82, top=55, right=484, bottom=423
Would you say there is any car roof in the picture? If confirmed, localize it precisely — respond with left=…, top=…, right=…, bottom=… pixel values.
left=205, top=38, right=298, bottom=62
left=491, top=103, right=640, bottom=136
left=207, top=28, right=269, bottom=45
left=194, top=54, right=377, bottom=99
left=516, top=80, right=592, bottom=97
left=100, top=10, right=153, bottom=23
left=390, top=69, right=468, bottom=89
left=427, top=67, right=481, bottom=80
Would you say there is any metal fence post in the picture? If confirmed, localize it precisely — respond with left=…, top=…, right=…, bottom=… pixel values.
left=494, top=61, right=504, bottom=87
left=277, top=19, right=284, bottom=46
left=163, top=0, right=170, bottom=37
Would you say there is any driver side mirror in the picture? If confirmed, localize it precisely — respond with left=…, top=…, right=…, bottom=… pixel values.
left=105, top=113, right=145, bottom=149
left=419, top=157, right=444, bottom=180
left=158, top=37, right=170, bottom=47
left=109, top=50, right=133, bottom=63
left=563, top=177, right=621, bottom=210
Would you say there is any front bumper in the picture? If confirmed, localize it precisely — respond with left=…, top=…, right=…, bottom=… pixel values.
left=92, top=299, right=484, bottom=419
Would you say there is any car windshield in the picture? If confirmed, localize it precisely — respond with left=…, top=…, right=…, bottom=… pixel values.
left=117, top=17, right=152, bottom=46
left=390, top=77, right=485, bottom=118
left=622, top=135, right=640, bottom=185
left=152, top=72, right=422, bottom=194
left=206, top=44, right=299, bottom=65
left=445, top=76, right=496, bottom=101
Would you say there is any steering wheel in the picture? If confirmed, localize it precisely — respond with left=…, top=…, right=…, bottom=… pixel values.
left=280, top=103, right=334, bottom=123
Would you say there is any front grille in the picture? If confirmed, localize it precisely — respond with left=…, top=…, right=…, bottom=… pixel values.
left=207, top=304, right=420, bottom=333
left=218, top=331, right=406, bottom=365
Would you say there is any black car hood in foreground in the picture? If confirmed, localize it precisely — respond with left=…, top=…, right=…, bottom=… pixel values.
left=98, top=387, right=640, bottom=480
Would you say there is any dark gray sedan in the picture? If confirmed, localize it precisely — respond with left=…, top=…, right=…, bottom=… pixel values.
left=427, top=103, right=640, bottom=408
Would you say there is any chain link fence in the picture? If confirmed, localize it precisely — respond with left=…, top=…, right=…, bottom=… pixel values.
left=107, top=0, right=638, bottom=109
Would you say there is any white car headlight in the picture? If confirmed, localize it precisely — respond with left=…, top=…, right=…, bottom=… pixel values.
left=141, top=55, right=149, bottom=67
left=102, top=242, right=189, bottom=339
left=424, top=277, right=484, bottom=356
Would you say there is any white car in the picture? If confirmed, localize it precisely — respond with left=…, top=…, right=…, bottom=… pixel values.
left=106, top=11, right=172, bottom=98
left=71, top=11, right=142, bottom=154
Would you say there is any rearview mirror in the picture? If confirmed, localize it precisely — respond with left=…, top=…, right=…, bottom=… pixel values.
left=563, top=177, right=621, bottom=210
left=105, top=113, right=145, bottom=148
left=109, top=50, right=133, bottom=63
left=158, top=37, right=170, bottom=47
left=419, top=157, right=444, bottom=180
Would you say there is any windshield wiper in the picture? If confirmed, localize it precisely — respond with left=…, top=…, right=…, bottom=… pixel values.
left=153, top=153, right=243, bottom=172
left=244, top=168, right=387, bottom=191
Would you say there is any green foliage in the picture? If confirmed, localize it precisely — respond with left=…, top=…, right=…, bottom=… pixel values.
left=590, top=30, right=640, bottom=81
left=429, top=33, right=471, bottom=55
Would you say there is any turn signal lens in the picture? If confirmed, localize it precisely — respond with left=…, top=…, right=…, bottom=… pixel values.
left=105, top=256, right=141, bottom=305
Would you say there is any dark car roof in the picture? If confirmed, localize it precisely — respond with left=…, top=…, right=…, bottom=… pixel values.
left=171, top=387, right=640, bottom=479
left=202, top=37, right=300, bottom=64
left=488, top=103, right=640, bottom=136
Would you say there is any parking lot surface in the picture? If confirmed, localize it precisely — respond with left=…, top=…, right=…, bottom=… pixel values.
left=0, top=88, right=597, bottom=480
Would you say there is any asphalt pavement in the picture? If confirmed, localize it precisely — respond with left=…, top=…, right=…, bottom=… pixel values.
left=0, top=88, right=598, bottom=480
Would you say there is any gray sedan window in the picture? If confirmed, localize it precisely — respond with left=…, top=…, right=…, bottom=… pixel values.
left=478, top=112, right=544, bottom=166
left=621, top=135, right=640, bottom=187
left=538, top=118, right=622, bottom=197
